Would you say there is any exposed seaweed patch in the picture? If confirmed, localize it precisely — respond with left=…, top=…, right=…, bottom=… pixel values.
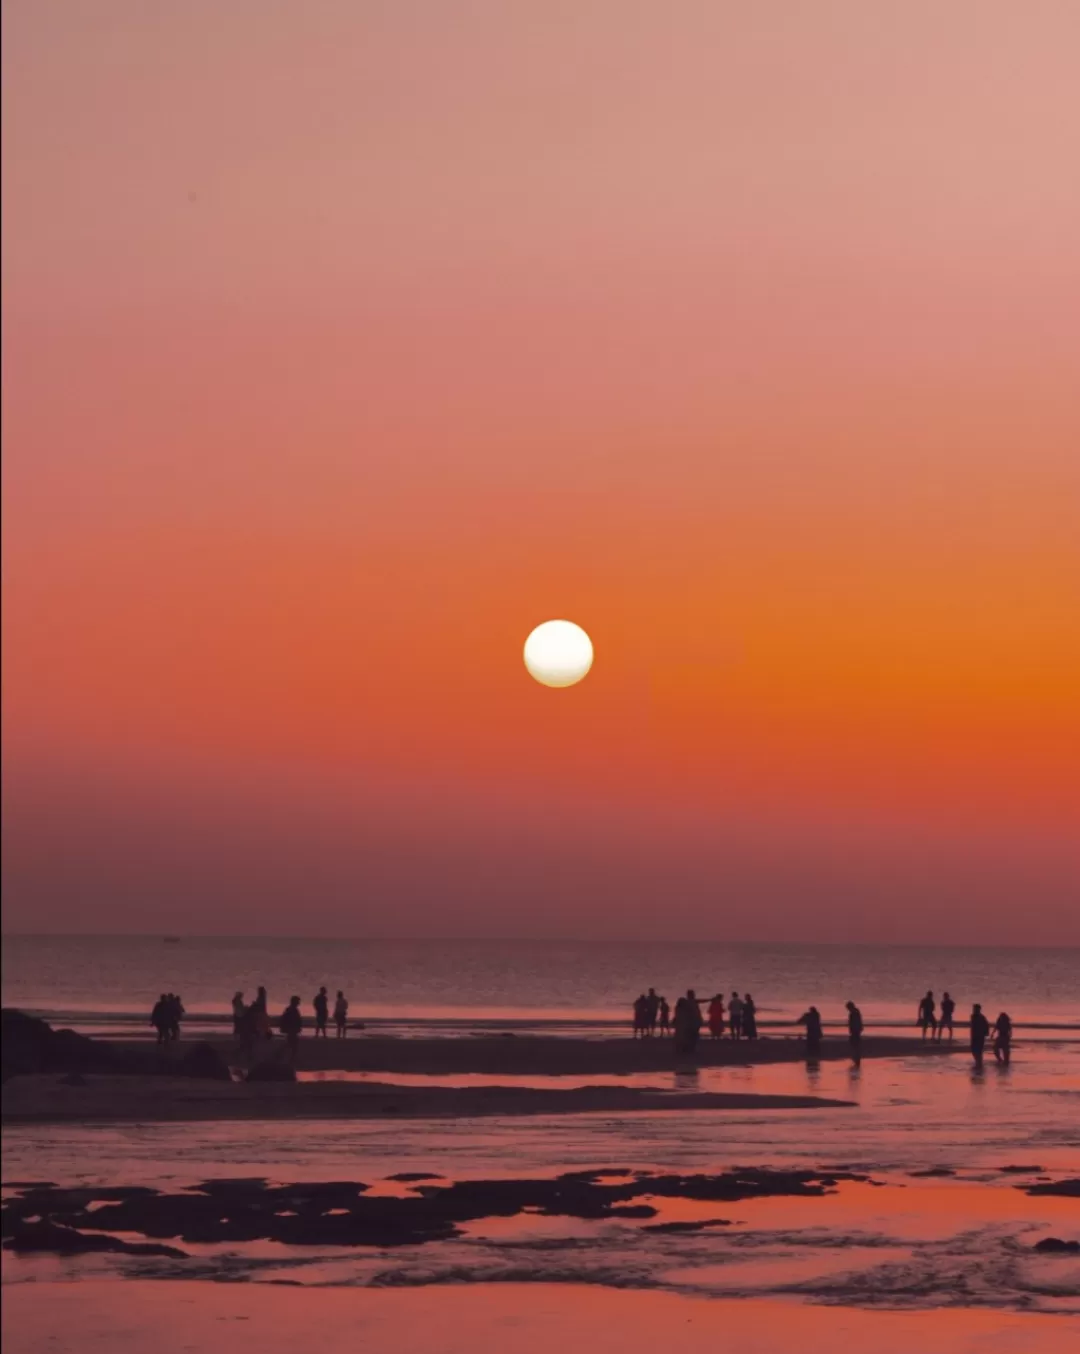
left=6, top=1219, right=187, bottom=1259
left=0, top=1168, right=866, bottom=1254
left=642, top=1219, right=732, bottom=1234
left=1021, top=1179, right=1080, bottom=1198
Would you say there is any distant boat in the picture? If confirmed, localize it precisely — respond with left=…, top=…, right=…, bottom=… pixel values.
left=163, top=936, right=181, bottom=944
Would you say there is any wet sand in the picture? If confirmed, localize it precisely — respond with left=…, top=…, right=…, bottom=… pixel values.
left=0, top=1073, right=854, bottom=1123
left=109, top=1031, right=959, bottom=1074
left=3, top=1282, right=1076, bottom=1354
left=1, top=1032, right=969, bottom=1122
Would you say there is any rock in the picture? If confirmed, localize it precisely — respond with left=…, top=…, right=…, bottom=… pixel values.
left=999, top=1164, right=1045, bottom=1173
left=245, top=1060, right=296, bottom=1083
left=1023, top=1179, right=1080, bottom=1198
left=642, top=1218, right=732, bottom=1233
left=176, top=1043, right=232, bottom=1081
left=909, top=1167, right=956, bottom=1177
left=4, top=1219, right=187, bottom=1259
left=1034, top=1237, right=1080, bottom=1253
left=2, top=1009, right=119, bottom=1081
left=59, top=1073, right=87, bottom=1087
left=0, top=1168, right=867, bottom=1254
left=386, top=1173, right=444, bottom=1182
left=192, top=1177, right=270, bottom=1194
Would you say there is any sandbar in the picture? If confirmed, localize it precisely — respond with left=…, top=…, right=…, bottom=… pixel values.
left=0, top=1073, right=854, bottom=1123
left=106, top=1031, right=956, bottom=1075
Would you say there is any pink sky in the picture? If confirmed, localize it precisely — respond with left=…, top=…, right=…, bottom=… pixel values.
left=3, top=2, right=1079, bottom=941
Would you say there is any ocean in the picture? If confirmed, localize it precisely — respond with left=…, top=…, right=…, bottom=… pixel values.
left=3, top=935, right=1078, bottom=1036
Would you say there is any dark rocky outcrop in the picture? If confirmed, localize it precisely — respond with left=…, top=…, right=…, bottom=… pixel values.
left=1033, top=1236, right=1080, bottom=1253
left=1022, top=1178, right=1080, bottom=1197
left=176, top=1043, right=232, bottom=1081
left=2, top=1011, right=241, bottom=1084
left=1, top=1010, right=118, bottom=1082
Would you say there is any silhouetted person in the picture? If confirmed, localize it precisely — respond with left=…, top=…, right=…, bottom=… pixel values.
left=742, top=994, right=758, bottom=1040
left=646, top=988, right=660, bottom=1035
left=232, top=991, right=246, bottom=1037
left=658, top=996, right=671, bottom=1037
left=970, top=1003, right=990, bottom=1069
left=846, top=1000, right=864, bottom=1064
left=313, top=986, right=329, bottom=1038
left=728, top=992, right=744, bottom=1041
left=938, top=992, right=955, bottom=1042
left=151, top=994, right=170, bottom=1045
left=169, top=994, right=185, bottom=1041
left=633, top=993, right=649, bottom=1039
left=993, top=1011, right=1013, bottom=1066
left=333, top=990, right=349, bottom=1038
left=250, top=986, right=271, bottom=1041
left=707, top=994, right=726, bottom=1040
left=798, top=1005, right=823, bottom=1057
left=673, top=989, right=703, bottom=1054
left=280, top=995, right=303, bottom=1059
left=917, top=991, right=937, bottom=1040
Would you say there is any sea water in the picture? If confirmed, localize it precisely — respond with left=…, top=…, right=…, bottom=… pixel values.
left=3, top=935, right=1078, bottom=1035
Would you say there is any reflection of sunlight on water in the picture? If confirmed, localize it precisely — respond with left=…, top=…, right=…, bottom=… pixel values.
left=7, top=1282, right=1079, bottom=1352
left=297, top=1070, right=672, bottom=1091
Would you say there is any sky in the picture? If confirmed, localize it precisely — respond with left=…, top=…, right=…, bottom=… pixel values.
left=3, top=1, right=1079, bottom=943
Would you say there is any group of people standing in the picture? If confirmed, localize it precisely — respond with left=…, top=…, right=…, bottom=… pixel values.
left=150, top=993, right=186, bottom=1044
left=632, top=988, right=760, bottom=1053
left=916, top=990, right=1012, bottom=1067
left=706, top=991, right=759, bottom=1040
left=231, top=986, right=352, bottom=1056
left=631, top=987, right=1017, bottom=1069
left=631, top=989, right=670, bottom=1037
left=916, top=990, right=957, bottom=1040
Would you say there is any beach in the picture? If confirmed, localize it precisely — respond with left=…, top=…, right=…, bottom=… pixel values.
left=5, top=1283, right=1078, bottom=1354
left=4, top=941, right=1078, bottom=1350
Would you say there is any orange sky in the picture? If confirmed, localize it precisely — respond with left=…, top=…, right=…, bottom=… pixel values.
left=3, top=2, right=1079, bottom=941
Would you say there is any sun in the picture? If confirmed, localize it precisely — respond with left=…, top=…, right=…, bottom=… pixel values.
left=523, top=620, right=594, bottom=688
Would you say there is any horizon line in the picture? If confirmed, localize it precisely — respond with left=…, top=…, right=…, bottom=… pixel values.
left=3, top=933, right=1078, bottom=952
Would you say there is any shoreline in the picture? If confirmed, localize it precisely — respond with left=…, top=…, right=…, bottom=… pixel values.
left=104, top=1031, right=962, bottom=1075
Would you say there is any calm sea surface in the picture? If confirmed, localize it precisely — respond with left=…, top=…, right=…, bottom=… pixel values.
left=3, top=936, right=1078, bottom=1034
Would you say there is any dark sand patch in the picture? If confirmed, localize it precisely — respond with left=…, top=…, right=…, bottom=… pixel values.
left=0, top=1073, right=854, bottom=1124
left=100, top=1032, right=962, bottom=1077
